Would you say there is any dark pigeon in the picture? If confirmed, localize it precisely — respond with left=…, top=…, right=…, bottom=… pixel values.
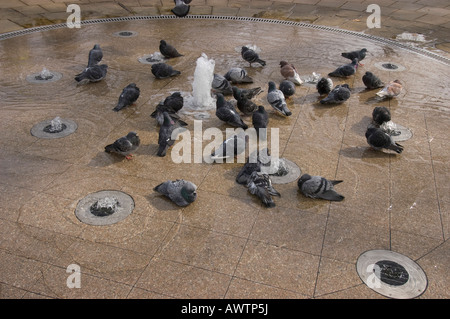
left=105, top=131, right=140, bottom=160
left=215, top=93, right=248, bottom=129
left=252, top=105, right=269, bottom=139
left=365, top=126, right=404, bottom=154
left=328, top=59, right=358, bottom=77
left=279, top=80, right=296, bottom=99
left=75, top=64, right=108, bottom=83
left=362, top=71, right=384, bottom=90
left=241, top=46, right=266, bottom=67
left=341, top=48, right=367, bottom=64
left=151, top=62, right=181, bottom=79
left=316, top=77, right=333, bottom=95
left=157, top=111, right=187, bottom=157
left=87, top=44, right=103, bottom=67
left=320, top=84, right=351, bottom=104
left=113, top=83, right=140, bottom=112
left=246, top=171, right=281, bottom=208
left=151, top=92, right=185, bottom=125
left=159, top=40, right=184, bottom=59
left=171, top=0, right=190, bottom=17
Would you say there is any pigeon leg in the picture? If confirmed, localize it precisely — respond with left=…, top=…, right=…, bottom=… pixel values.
left=125, top=154, right=133, bottom=160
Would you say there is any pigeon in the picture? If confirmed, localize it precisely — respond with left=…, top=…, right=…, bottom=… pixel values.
left=267, top=81, right=292, bottom=116
left=252, top=105, right=269, bottom=138
left=151, top=92, right=185, bottom=125
left=210, top=133, right=248, bottom=161
left=159, top=40, right=183, bottom=59
left=232, top=86, right=262, bottom=100
left=279, top=61, right=303, bottom=85
left=362, top=71, right=384, bottom=90
left=241, top=46, right=266, bottom=67
left=316, top=77, right=333, bottom=95
left=154, top=179, right=197, bottom=207
left=297, top=174, right=345, bottom=201
left=246, top=171, right=280, bottom=208
left=171, top=0, right=190, bottom=18
left=372, top=106, right=391, bottom=126
left=234, top=90, right=258, bottom=115
left=104, top=131, right=140, bottom=160
left=224, top=68, right=254, bottom=84
left=157, top=111, right=187, bottom=157
left=328, top=59, right=358, bottom=77
left=365, top=126, right=404, bottom=153
left=236, top=148, right=272, bottom=184
left=212, top=74, right=233, bottom=96
left=215, top=93, right=248, bottom=129
left=341, top=48, right=367, bottom=65
left=376, top=80, right=403, bottom=98
left=74, top=64, right=108, bottom=83
left=113, top=83, right=140, bottom=112
left=87, top=44, right=103, bottom=67
left=279, top=80, right=296, bottom=99
left=151, top=62, right=181, bottom=79
left=320, top=84, right=351, bottom=104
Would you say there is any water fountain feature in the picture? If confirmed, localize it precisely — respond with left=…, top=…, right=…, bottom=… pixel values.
left=75, top=190, right=134, bottom=226
left=181, top=53, right=216, bottom=120
left=31, top=117, right=77, bottom=139
left=26, top=67, right=62, bottom=83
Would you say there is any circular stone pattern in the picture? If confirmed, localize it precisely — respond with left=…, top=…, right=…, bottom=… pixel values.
left=356, top=249, right=428, bottom=299
left=30, top=118, right=78, bottom=139
left=75, top=190, right=135, bottom=226
left=374, top=61, right=406, bottom=72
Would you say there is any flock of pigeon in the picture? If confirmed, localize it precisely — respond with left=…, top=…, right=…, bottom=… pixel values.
left=73, top=24, right=404, bottom=209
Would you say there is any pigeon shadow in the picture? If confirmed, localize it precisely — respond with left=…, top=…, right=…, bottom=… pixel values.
left=340, top=146, right=399, bottom=162
left=145, top=193, right=185, bottom=212
left=350, top=115, right=372, bottom=135
left=87, top=150, right=125, bottom=168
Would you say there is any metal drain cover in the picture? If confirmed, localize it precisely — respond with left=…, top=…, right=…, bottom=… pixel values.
left=113, top=30, right=138, bottom=37
left=75, top=190, right=134, bottom=226
left=374, top=61, right=406, bottom=72
left=390, top=123, right=413, bottom=142
left=30, top=117, right=77, bottom=139
left=356, top=249, right=427, bottom=299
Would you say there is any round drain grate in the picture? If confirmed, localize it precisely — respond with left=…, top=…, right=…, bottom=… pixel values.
left=75, top=190, right=134, bottom=226
left=374, top=61, right=406, bottom=72
left=113, top=30, right=138, bottom=37
left=356, top=249, right=428, bottom=299
left=30, top=117, right=77, bottom=139
left=26, top=70, right=62, bottom=83
left=138, top=52, right=165, bottom=64
left=390, top=123, right=413, bottom=142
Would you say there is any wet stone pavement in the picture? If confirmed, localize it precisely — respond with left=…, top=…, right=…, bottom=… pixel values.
left=0, top=2, right=449, bottom=300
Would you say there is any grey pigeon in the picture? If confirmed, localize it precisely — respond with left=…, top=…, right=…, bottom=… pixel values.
left=105, top=131, right=140, bottom=160
left=267, top=81, right=291, bottom=116
left=234, top=89, right=258, bottom=115
left=171, top=0, right=190, bottom=17
left=75, top=64, right=108, bottom=83
left=316, top=77, right=333, bottom=95
left=212, top=74, right=233, bottom=96
left=151, top=62, right=181, bottom=79
left=224, top=68, right=254, bottom=84
left=232, top=86, right=263, bottom=100
left=365, top=126, right=403, bottom=153
left=87, top=44, right=103, bottom=67
left=342, top=48, right=367, bottom=65
left=215, top=93, right=248, bottom=129
left=236, top=148, right=271, bottom=185
left=159, top=40, right=183, bottom=59
left=298, top=174, right=344, bottom=201
left=328, top=59, right=358, bottom=77
left=113, top=83, right=140, bottom=112
left=241, top=46, right=266, bottom=67
left=252, top=105, right=269, bottom=138
left=320, top=84, right=351, bottom=104
left=154, top=179, right=197, bottom=207
left=151, top=92, right=185, bottom=125
left=246, top=171, right=280, bottom=208
left=362, top=71, right=384, bottom=90
left=157, top=111, right=187, bottom=157
left=210, top=133, right=248, bottom=161
left=279, top=80, right=296, bottom=99
left=372, top=106, right=391, bottom=126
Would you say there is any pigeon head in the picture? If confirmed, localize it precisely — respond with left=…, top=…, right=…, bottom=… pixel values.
left=351, top=59, right=359, bottom=66
left=279, top=61, right=288, bottom=68
left=297, top=174, right=312, bottom=188
left=241, top=46, right=249, bottom=53
left=160, top=40, right=167, bottom=46
left=340, top=84, right=350, bottom=90
left=257, top=105, right=265, bottom=113
left=181, top=183, right=197, bottom=203
left=215, top=93, right=225, bottom=106
left=365, top=126, right=378, bottom=138
left=126, top=131, right=140, bottom=146
left=268, top=81, right=277, bottom=91
left=372, top=106, right=391, bottom=125
left=93, top=44, right=100, bottom=49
